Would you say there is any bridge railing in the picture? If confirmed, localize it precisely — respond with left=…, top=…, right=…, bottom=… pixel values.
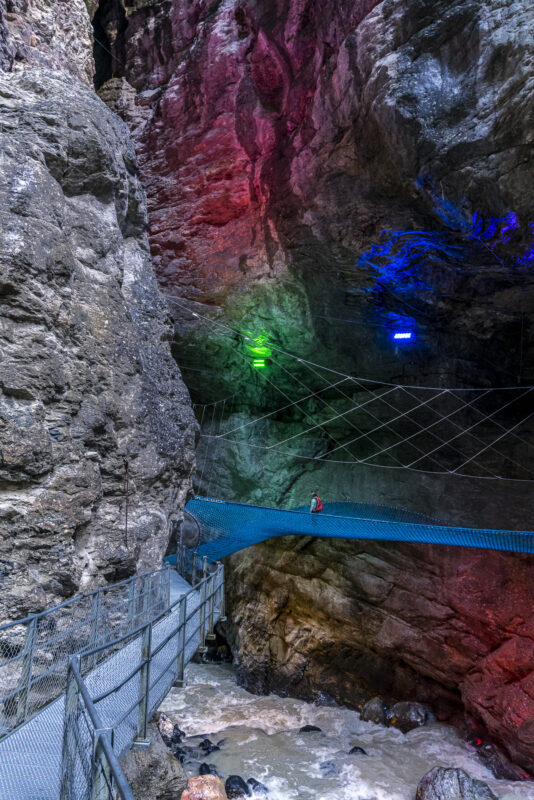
left=60, top=561, right=225, bottom=800
left=61, top=655, right=135, bottom=800
left=0, top=565, right=171, bottom=737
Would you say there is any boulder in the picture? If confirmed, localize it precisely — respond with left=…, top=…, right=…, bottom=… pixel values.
left=348, top=746, right=367, bottom=755
left=390, top=702, right=430, bottom=733
left=182, top=775, right=228, bottom=800
left=225, top=775, right=252, bottom=798
left=415, top=767, right=498, bottom=800
left=247, top=777, right=268, bottom=794
left=360, top=697, right=390, bottom=726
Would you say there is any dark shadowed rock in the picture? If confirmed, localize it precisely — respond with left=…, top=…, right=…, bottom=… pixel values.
left=349, top=746, right=367, bottom=755
left=360, top=698, right=390, bottom=726
left=390, top=701, right=430, bottom=733
left=225, top=775, right=252, bottom=798
left=247, top=777, right=268, bottom=794
left=415, top=767, right=498, bottom=800
left=299, top=724, right=322, bottom=733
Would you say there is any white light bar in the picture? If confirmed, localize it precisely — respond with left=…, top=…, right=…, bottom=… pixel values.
left=393, top=332, right=412, bottom=340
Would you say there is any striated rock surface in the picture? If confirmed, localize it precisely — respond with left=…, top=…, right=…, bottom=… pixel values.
left=0, top=28, right=197, bottom=618
left=415, top=767, right=498, bottom=800
left=224, top=536, right=534, bottom=774
left=99, top=0, right=534, bottom=519
left=0, top=0, right=94, bottom=83
left=181, top=774, right=228, bottom=800
left=120, top=721, right=188, bottom=800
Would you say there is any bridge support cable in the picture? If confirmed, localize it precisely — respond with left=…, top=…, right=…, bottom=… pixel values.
left=170, top=296, right=534, bottom=481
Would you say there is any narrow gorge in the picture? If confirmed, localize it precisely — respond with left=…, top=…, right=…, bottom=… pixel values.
left=0, top=1, right=533, bottom=798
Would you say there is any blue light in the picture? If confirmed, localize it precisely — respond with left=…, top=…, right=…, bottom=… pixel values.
left=393, top=332, right=412, bottom=340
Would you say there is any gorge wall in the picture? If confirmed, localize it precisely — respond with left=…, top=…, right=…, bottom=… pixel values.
left=224, top=537, right=534, bottom=776
left=0, top=1, right=197, bottom=621
left=98, top=0, right=534, bottom=525
left=95, top=0, right=534, bottom=776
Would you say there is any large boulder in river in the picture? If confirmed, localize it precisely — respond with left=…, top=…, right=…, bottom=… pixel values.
left=390, top=701, right=430, bottom=733
left=360, top=697, right=390, bottom=726
left=182, top=775, right=227, bottom=800
left=415, top=767, right=498, bottom=800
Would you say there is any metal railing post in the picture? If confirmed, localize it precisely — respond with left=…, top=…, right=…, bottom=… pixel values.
left=202, top=555, right=208, bottom=579
left=206, top=574, right=215, bottom=641
left=141, top=574, right=150, bottom=626
left=173, top=596, right=187, bottom=688
left=128, top=578, right=137, bottom=630
left=91, top=728, right=114, bottom=800
left=191, top=549, right=198, bottom=586
left=16, top=614, right=37, bottom=725
left=164, top=563, right=171, bottom=609
left=89, top=592, right=101, bottom=670
left=198, top=580, right=207, bottom=654
left=133, top=621, right=152, bottom=749
left=60, top=655, right=81, bottom=800
left=218, top=562, right=226, bottom=621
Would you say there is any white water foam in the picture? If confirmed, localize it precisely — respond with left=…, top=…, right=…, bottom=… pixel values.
left=160, top=664, right=533, bottom=800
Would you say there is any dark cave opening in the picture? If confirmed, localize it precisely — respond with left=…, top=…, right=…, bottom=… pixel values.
left=92, top=0, right=128, bottom=90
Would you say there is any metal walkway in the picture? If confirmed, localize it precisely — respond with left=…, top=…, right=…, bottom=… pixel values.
left=185, top=497, right=534, bottom=558
left=0, top=562, right=224, bottom=800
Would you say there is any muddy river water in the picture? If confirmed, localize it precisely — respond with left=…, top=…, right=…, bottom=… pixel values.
left=160, top=664, right=532, bottom=800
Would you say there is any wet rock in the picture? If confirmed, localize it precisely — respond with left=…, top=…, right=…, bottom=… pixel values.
left=199, top=763, right=221, bottom=777
left=120, top=721, right=187, bottom=800
left=159, top=713, right=186, bottom=747
left=182, top=775, right=228, bottom=800
left=319, top=760, right=338, bottom=777
left=348, top=746, right=367, bottom=755
left=199, top=738, right=220, bottom=755
left=247, top=778, right=268, bottom=794
left=360, top=698, right=390, bottom=726
left=390, top=702, right=430, bottom=733
left=225, top=775, right=252, bottom=798
left=299, top=725, right=322, bottom=733
left=415, top=767, right=498, bottom=800
left=475, top=741, right=530, bottom=781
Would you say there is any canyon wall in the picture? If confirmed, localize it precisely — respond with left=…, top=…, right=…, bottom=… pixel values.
left=99, top=0, right=534, bottom=525
left=224, top=536, right=534, bottom=776
left=96, top=0, right=534, bottom=774
left=0, top=1, right=196, bottom=621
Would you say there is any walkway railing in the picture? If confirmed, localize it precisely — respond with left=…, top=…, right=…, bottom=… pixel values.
left=60, top=560, right=224, bottom=800
left=0, top=566, right=171, bottom=738
left=0, top=554, right=225, bottom=800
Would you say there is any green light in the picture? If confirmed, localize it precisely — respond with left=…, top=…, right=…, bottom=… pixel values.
left=252, top=359, right=266, bottom=368
left=250, top=345, right=272, bottom=357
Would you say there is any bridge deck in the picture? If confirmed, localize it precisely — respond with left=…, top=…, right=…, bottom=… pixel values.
left=187, top=499, right=534, bottom=559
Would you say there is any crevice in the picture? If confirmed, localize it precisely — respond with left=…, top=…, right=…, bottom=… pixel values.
left=92, top=0, right=128, bottom=90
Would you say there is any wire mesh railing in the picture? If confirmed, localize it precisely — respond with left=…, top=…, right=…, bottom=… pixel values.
left=0, top=566, right=171, bottom=738
left=62, top=561, right=224, bottom=800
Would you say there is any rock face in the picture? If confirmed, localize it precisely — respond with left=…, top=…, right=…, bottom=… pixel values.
left=182, top=775, right=228, bottom=800
left=415, top=767, right=498, bottom=800
left=223, top=536, right=534, bottom=774
left=98, top=0, right=534, bottom=518
left=120, top=721, right=188, bottom=800
left=0, top=7, right=197, bottom=621
left=0, top=0, right=94, bottom=83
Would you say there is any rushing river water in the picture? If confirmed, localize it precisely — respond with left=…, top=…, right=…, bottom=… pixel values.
left=160, top=664, right=532, bottom=800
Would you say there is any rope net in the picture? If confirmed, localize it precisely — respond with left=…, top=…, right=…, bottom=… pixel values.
left=175, top=300, right=534, bottom=482
left=187, top=497, right=534, bottom=558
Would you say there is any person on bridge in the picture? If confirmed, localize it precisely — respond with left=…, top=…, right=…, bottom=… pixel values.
left=310, top=492, right=323, bottom=513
